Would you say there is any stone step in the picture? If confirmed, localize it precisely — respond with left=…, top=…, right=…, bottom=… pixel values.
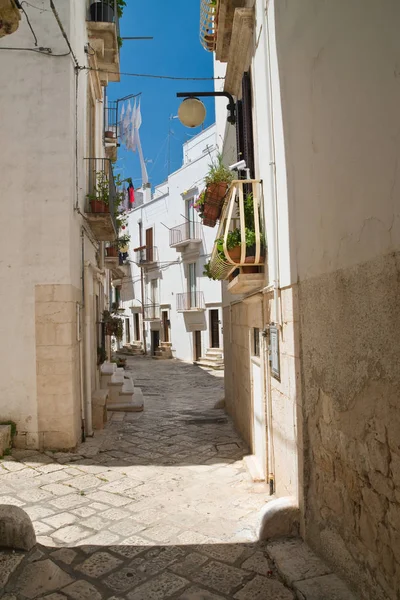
left=265, top=538, right=357, bottom=600
left=107, top=387, right=144, bottom=412
left=206, top=348, right=224, bottom=355
left=0, top=424, right=12, bottom=456
left=194, top=359, right=224, bottom=370
left=206, top=351, right=223, bottom=359
left=160, top=341, right=172, bottom=347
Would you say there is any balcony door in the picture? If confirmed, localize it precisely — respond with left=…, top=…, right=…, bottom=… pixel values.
left=186, top=199, right=196, bottom=240
left=146, top=227, right=153, bottom=262
left=188, top=263, right=196, bottom=309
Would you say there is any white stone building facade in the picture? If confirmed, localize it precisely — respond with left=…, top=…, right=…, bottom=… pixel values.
left=118, top=126, right=223, bottom=364
left=0, top=0, right=123, bottom=450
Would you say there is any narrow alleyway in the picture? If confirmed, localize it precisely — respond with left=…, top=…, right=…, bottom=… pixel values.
left=0, top=357, right=294, bottom=599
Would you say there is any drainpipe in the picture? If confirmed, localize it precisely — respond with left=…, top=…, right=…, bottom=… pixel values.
left=84, top=260, right=105, bottom=437
left=79, top=229, right=85, bottom=441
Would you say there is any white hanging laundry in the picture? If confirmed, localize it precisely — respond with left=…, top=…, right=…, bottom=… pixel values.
left=119, top=103, right=125, bottom=143
left=128, top=99, right=137, bottom=152
left=122, top=100, right=132, bottom=148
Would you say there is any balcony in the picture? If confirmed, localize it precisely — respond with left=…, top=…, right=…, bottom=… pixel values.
left=177, top=292, right=205, bottom=313
left=85, top=158, right=118, bottom=242
left=200, top=0, right=218, bottom=52
left=143, top=304, right=160, bottom=321
left=169, top=222, right=202, bottom=251
left=207, top=179, right=265, bottom=295
left=134, top=246, right=158, bottom=267
left=104, top=101, right=118, bottom=161
left=86, top=0, right=120, bottom=87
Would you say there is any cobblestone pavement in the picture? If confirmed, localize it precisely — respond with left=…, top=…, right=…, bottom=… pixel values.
left=0, top=357, right=295, bottom=599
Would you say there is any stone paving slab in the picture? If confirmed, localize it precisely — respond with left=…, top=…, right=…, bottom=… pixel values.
left=0, top=357, right=354, bottom=599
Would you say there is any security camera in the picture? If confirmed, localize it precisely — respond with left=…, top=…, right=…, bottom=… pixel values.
left=228, top=160, right=247, bottom=171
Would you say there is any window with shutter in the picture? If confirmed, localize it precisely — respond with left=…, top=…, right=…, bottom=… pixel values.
left=236, top=71, right=255, bottom=179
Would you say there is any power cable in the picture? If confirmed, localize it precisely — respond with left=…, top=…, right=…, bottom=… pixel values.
left=0, top=46, right=70, bottom=56
left=20, top=3, right=38, bottom=46
left=49, top=0, right=80, bottom=68
left=21, top=1, right=51, bottom=12
left=80, top=66, right=224, bottom=81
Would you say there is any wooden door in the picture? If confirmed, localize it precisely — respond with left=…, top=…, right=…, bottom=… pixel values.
left=151, top=330, right=160, bottom=356
left=134, top=313, right=140, bottom=341
left=194, top=331, right=202, bottom=361
left=210, top=309, right=220, bottom=348
left=146, top=227, right=153, bottom=262
left=162, top=311, right=169, bottom=342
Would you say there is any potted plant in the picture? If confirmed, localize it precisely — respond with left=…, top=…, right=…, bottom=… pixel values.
left=103, top=310, right=123, bottom=339
left=87, top=171, right=110, bottom=213
left=106, top=244, right=118, bottom=257
left=89, top=0, right=126, bottom=22
left=202, top=153, right=234, bottom=227
left=97, top=346, right=107, bottom=366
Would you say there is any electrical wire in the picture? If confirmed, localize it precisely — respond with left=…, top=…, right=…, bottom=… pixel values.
left=49, top=0, right=80, bottom=68
left=80, top=66, right=224, bottom=81
left=20, top=3, right=38, bottom=46
left=0, top=46, right=70, bottom=56
left=21, top=1, right=51, bottom=12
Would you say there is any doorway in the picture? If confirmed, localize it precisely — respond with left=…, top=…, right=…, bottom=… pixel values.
left=162, top=311, right=169, bottom=343
left=210, top=309, right=220, bottom=348
left=125, top=318, right=130, bottom=344
left=146, top=227, right=153, bottom=262
left=134, top=313, right=140, bottom=341
left=151, top=330, right=160, bottom=356
left=194, top=331, right=202, bottom=361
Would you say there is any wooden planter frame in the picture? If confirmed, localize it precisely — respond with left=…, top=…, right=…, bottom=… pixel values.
left=209, top=179, right=264, bottom=280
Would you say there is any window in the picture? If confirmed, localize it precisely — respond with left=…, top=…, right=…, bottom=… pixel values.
left=188, top=263, right=196, bottom=308
left=253, top=327, right=260, bottom=357
left=125, top=318, right=130, bottom=344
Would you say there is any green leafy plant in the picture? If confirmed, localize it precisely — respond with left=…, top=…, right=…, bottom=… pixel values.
left=103, top=310, right=124, bottom=340
left=116, top=233, right=130, bottom=249
left=203, top=260, right=219, bottom=280
left=97, top=346, right=107, bottom=366
left=205, top=153, right=234, bottom=186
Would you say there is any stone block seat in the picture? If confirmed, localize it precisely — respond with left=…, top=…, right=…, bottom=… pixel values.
left=92, top=389, right=108, bottom=430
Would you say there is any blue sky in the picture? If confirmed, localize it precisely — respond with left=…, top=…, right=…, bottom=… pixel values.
left=109, top=0, right=215, bottom=190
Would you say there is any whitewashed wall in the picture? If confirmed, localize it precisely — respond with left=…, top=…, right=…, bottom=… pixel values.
left=121, top=126, right=223, bottom=362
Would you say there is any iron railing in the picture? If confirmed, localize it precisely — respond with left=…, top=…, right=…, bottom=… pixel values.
left=176, top=292, right=205, bottom=312
left=85, top=158, right=118, bottom=233
left=135, top=246, right=158, bottom=265
left=88, top=0, right=120, bottom=38
left=104, top=100, right=118, bottom=142
left=200, top=0, right=218, bottom=52
left=143, top=304, right=161, bottom=321
left=169, top=222, right=202, bottom=247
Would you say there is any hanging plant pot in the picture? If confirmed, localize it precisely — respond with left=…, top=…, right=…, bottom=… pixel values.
left=106, top=246, right=118, bottom=257
left=202, top=182, right=229, bottom=227
left=90, top=199, right=107, bottom=213
left=90, top=1, right=114, bottom=23
left=226, top=245, right=241, bottom=262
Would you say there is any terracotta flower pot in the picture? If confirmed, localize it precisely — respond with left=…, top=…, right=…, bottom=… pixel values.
left=105, top=130, right=116, bottom=139
left=226, top=245, right=241, bottom=262
left=202, top=182, right=229, bottom=228
left=106, top=246, right=118, bottom=257
left=90, top=199, right=107, bottom=213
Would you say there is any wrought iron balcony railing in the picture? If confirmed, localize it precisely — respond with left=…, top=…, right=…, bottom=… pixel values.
left=176, top=292, right=205, bottom=312
left=84, top=158, right=118, bottom=241
left=88, top=0, right=120, bottom=38
left=200, top=0, right=218, bottom=52
left=135, top=246, right=158, bottom=266
left=143, top=304, right=160, bottom=321
left=104, top=100, right=118, bottom=142
left=169, top=222, right=202, bottom=248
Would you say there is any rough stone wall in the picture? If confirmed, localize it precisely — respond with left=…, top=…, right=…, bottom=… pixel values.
left=31, top=284, right=81, bottom=451
left=223, top=298, right=263, bottom=448
left=300, top=251, right=400, bottom=600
